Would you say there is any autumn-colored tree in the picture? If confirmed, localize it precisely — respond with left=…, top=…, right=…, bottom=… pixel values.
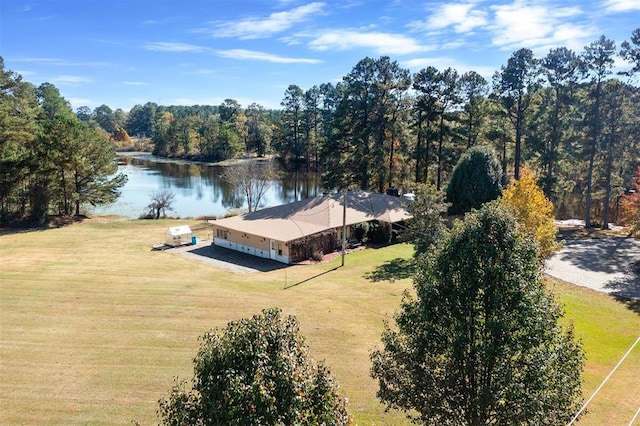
left=620, top=166, right=640, bottom=236
left=500, top=168, right=560, bottom=259
left=112, top=128, right=131, bottom=144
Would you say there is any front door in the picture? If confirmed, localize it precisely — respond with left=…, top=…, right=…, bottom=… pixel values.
left=270, top=240, right=276, bottom=260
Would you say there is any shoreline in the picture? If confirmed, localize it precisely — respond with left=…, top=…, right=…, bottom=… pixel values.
left=115, top=150, right=276, bottom=167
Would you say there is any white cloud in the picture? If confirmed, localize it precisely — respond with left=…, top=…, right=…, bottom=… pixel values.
left=602, top=0, right=640, bottom=12
left=122, top=81, right=148, bottom=86
left=489, top=1, right=589, bottom=51
left=402, top=56, right=496, bottom=79
left=410, top=2, right=488, bottom=34
left=309, top=30, right=430, bottom=55
left=209, top=2, right=325, bottom=39
left=144, top=42, right=209, bottom=53
left=216, top=49, right=321, bottom=64
left=67, top=97, right=94, bottom=109
left=13, top=69, right=37, bottom=77
left=49, top=75, right=92, bottom=85
left=8, top=57, right=112, bottom=67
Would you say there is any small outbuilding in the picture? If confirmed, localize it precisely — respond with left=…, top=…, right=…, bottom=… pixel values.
left=165, top=225, right=193, bottom=247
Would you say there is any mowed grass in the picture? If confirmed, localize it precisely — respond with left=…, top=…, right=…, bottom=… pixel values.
left=1, top=218, right=638, bottom=425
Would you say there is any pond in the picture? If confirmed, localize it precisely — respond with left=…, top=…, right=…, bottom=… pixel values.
left=91, top=154, right=324, bottom=219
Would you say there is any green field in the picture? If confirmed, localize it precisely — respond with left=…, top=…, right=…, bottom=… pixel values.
left=1, top=218, right=638, bottom=425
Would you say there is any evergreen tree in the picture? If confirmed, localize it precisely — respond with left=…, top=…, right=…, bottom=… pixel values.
left=459, top=71, right=489, bottom=149
left=371, top=202, right=584, bottom=425
left=581, top=35, right=616, bottom=228
left=493, top=48, right=540, bottom=180
left=0, top=58, right=39, bottom=224
left=538, top=47, right=580, bottom=199
left=446, top=145, right=504, bottom=215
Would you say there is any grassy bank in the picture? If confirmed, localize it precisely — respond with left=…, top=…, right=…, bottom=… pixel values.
left=1, top=218, right=638, bottom=425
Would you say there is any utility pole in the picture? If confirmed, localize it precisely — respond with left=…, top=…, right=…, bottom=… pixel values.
left=341, top=189, right=347, bottom=267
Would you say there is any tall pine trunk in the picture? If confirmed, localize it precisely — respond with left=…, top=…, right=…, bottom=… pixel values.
left=584, top=80, right=602, bottom=229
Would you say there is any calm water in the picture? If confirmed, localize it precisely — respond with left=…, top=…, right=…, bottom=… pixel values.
left=92, top=154, right=324, bottom=219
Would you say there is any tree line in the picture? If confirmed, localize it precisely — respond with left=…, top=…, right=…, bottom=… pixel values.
left=3, top=30, right=639, bottom=227
left=0, top=58, right=126, bottom=226
left=86, top=29, right=638, bottom=229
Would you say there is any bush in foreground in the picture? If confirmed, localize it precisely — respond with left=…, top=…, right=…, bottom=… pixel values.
left=158, top=308, right=350, bottom=425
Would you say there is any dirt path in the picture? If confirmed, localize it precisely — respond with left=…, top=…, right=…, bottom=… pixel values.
left=545, top=237, right=640, bottom=300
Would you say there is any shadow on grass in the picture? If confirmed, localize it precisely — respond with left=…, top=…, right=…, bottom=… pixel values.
left=365, top=257, right=416, bottom=283
left=283, top=266, right=341, bottom=289
left=611, top=295, right=640, bottom=316
left=0, top=215, right=90, bottom=236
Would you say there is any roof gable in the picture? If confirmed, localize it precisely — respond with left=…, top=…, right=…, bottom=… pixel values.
left=167, top=225, right=192, bottom=236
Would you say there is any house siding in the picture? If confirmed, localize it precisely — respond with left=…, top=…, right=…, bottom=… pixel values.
left=213, top=226, right=290, bottom=264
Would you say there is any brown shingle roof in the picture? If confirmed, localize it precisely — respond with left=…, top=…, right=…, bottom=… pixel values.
left=213, top=190, right=411, bottom=242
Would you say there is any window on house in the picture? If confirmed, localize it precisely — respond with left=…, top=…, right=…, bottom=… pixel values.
left=216, top=229, right=228, bottom=239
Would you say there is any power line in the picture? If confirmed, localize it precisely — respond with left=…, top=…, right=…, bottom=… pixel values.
left=629, top=407, right=640, bottom=426
left=567, top=336, right=640, bottom=426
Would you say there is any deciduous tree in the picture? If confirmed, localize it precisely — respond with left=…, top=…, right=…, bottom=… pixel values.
left=620, top=167, right=640, bottom=236
left=158, top=308, right=350, bottom=425
left=246, top=103, right=271, bottom=157
left=146, top=190, right=175, bottom=219
left=371, top=202, right=584, bottom=425
left=221, top=160, right=280, bottom=212
left=500, top=168, right=560, bottom=259
left=402, top=183, right=449, bottom=258
left=93, top=104, right=117, bottom=134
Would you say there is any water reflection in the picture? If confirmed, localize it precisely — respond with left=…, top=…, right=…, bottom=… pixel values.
left=92, top=155, right=324, bottom=219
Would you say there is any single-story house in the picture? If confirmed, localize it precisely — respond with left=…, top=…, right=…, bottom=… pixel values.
left=211, top=190, right=411, bottom=264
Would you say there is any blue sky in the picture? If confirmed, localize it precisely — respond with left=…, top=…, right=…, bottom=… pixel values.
left=2, top=0, right=639, bottom=112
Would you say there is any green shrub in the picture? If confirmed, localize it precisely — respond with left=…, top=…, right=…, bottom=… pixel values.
left=158, top=308, right=350, bottom=426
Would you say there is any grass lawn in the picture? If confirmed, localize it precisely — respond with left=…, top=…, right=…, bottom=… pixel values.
left=1, top=218, right=638, bottom=425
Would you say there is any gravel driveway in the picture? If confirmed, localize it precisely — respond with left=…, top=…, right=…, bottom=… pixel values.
left=545, top=237, right=640, bottom=300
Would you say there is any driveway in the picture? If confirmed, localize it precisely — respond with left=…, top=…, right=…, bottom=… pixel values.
left=545, top=237, right=640, bottom=300
left=165, top=239, right=287, bottom=274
